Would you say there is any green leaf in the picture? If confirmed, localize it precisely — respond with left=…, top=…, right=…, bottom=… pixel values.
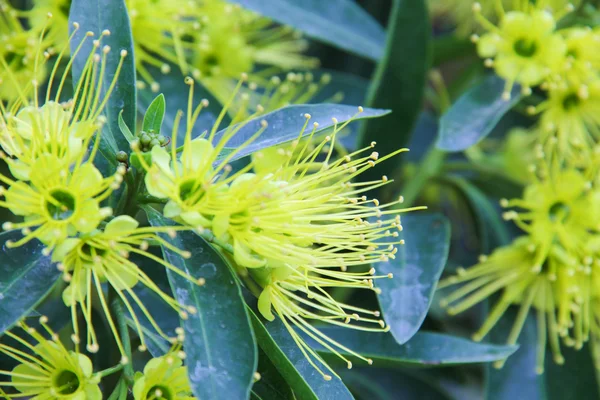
left=486, top=312, right=546, bottom=400
left=377, top=214, right=450, bottom=344
left=244, top=294, right=354, bottom=400
left=137, top=66, right=224, bottom=142
left=545, top=345, right=600, bottom=400
left=357, top=0, right=431, bottom=183
left=142, top=93, right=166, bottom=134
left=252, top=348, right=295, bottom=400
left=69, top=0, right=137, bottom=163
left=146, top=208, right=258, bottom=400
left=437, top=75, right=522, bottom=152
left=342, top=369, right=453, bottom=400
left=312, top=328, right=518, bottom=367
left=441, top=176, right=511, bottom=252
left=219, top=104, right=389, bottom=163
left=118, top=110, right=136, bottom=143
left=0, top=231, right=60, bottom=333
left=228, top=0, right=385, bottom=61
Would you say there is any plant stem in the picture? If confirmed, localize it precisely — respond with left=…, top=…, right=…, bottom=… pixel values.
left=96, top=363, right=125, bottom=379
left=399, top=146, right=446, bottom=207
left=109, top=291, right=135, bottom=383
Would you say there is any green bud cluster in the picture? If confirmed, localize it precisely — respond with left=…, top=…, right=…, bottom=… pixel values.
left=133, top=129, right=168, bottom=153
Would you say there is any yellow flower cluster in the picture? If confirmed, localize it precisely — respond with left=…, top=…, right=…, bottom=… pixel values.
left=471, top=1, right=600, bottom=161
left=23, top=0, right=318, bottom=107
left=131, top=77, right=424, bottom=379
left=0, top=26, right=204, bottom=368
left=440, top=0, right=600, bottom=375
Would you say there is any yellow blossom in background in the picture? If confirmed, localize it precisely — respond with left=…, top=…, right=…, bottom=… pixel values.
left=430, top=0, right=575, bottom=38
left=186, top=0, right=319, bottom=107
left=0, top=318, right=101, bottom=399
left=0, top=2, right=46, bottom=103
left=530, top=80, right=600, bottom=162
left=472, top=4, right=567, bottom=97
left=500, top=159, right=600, bottom=264
left=439, top=238, right=565, bottom=373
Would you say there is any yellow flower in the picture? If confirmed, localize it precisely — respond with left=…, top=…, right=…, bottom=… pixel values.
left=0, top=102, right=97, bottom=181
left=472, top=3, right=568, bottom=96
left=133, top=347, right=193, bottom=400
left=51, top=215, right=203, bottom=359
left=441, top=157, right=600, bottom=373
left=500, top=161, right=600, bottom=265
left=0, top=27, right=131, bottom=249
left=0, top=154, right=119, bottom=250
left=531, top=80, right=600, bottom=162
left=255, top=263, right=391, bottom=380
left=0, top=318, right=101, bottom=399
left=556, top=26, right=600, bottom=85
left=439, top=238, right=565, bottom=374
left=135, top=76, right=268, bottom=228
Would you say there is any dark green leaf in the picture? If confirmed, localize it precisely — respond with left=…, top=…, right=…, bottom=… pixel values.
left=437, top=75, right=522, bottom=152
left=142, top=93, right=166, bottom=134
left=546, top=345, right=600, bottom=400
left=0, top=231, right=60, bottom=333
left=220, top=104, right=389, bottom=163
left=442, top=176, right=511, bottom=252
left=229, top=0, right=385, bottom=61
left=252, top=348, right=295, bottom=400
left=311, top=328, right=518, bottom=367
left=342, top=368, right=453, bottom=400
left=377, top=214, right=450, bottom=344
left=245, top=294, right=354, bottom=400
left=69, top=0, right=137, bottom=163
left=486, top=312, right=546, bottom=400
left=357, top=0, right=431, bottom=183
left=432, top=34, right=476, bottom=67
left=146, top=208, right=258, bottom=400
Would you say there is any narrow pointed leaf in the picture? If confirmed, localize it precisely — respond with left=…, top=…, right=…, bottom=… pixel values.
left=219, top=104, right=389, bottom=162
left=137, top=66, right=224, bottom=141
left=0, top=231, right=60, bottom=333
left=311, top=328, right=518, bottom=366
left=357, top=0, right=431, bottom=183
left=69, top=0, right=137, bottom=164
left=245, top=294, right=354, bottom=400
left=142, top=93, right=166, bottom=134
left=437, top=75, right=522, bottom=152
left=377, top=214, right=450, bottom=344
left=229, top=0, right=385, bottom=61
left=486, top=312, right=546, bottom=400
left=146, top=208, right=257, bottom=400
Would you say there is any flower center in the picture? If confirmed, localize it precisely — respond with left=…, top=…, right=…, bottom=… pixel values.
left=179, top=179, right=205, bottom=204
left=513, top=38, right=538, bottom=57
left=46, top=189, right=77, bottom=221
left=549, top=201, right=570, bottom=222
left=147, top=385, right=173, bottom=400
left=81, top=243, right=107, bottom=258
left=53, top=369, right=80, bottom=395
left=562, top=93, right=580, bottom=111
